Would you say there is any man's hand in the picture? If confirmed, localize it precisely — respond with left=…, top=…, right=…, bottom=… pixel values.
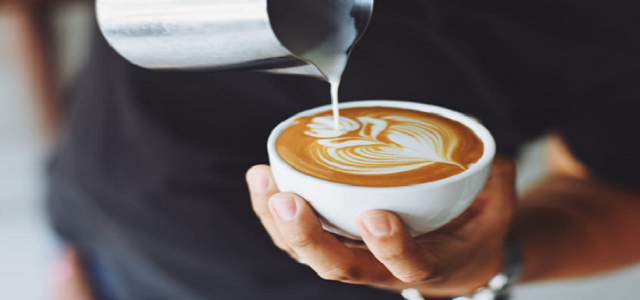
left=247, top=157, right=516, bottom=298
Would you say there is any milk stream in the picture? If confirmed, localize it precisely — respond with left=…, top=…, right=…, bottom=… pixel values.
left=269, top=0, right=359, bottom=131
left=329, top=80, right=342, bottom=131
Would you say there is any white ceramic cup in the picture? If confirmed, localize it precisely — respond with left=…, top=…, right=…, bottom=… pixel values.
left=267, top=100, right=496, bottom=238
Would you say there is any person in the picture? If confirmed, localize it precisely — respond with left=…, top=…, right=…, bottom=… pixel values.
left=5, top=0, right=640, bottom=299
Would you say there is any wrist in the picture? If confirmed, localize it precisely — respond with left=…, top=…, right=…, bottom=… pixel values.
left=454, top=237, right=523, bottom=300
left=408, top=237, right=511, bottom=299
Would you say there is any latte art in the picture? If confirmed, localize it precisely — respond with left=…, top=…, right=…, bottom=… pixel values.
left=277, top=107, right=484, bottom=187
left=306, top=115, right=467, bottom=175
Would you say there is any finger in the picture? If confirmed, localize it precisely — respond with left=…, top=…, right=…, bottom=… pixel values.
left=269, top=193, right=388, bottom=283
left=358, top=211, right=439, bottom=283
left=433, top=156, right=517, bottom=234
left=476, top=156, right=517, bottom=220
left=246, top=165, right=294, bottom=256
left=481, top=156, right=516, bottom=202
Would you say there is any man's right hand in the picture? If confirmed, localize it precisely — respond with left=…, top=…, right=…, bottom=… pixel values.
left=246, top=158, right=517, bottom=298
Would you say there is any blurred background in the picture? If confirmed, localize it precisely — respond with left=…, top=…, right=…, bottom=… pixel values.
left=0, top=2, right=91, bottom=299
left=0, top=2, right=639, bottom=300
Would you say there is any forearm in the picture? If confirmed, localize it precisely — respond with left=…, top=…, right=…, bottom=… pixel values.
left=513, top=176, right=640, bottom=283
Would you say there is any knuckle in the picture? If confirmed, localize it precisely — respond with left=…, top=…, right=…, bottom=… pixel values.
left=286, top=251, right=300, bottom=260
left=272, top=192, right=298, bottom=199
left=253, top=205, right=272, bottom=219
left=281, top=247, right=299, bottom=259
left=286, top=234, right=318, bottom=249
left=253, top=205, right=273, bottom=221
left=318, top=265, right=360, bottom=282
left=246, top=164, right=270, bottom=178
left=395, top=266, right=437, bottom=283
left=273, top=240, right=290, bottom=251
left=268, top=192, right=296, bottom=204
left=494, top=157, right=516, bottom=175
left=377, top=247, right=413, bottom=262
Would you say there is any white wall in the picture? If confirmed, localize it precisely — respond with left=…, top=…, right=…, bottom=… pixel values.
left=0, top=8, right=54, bottom=300
left=0, top=3, right=90, bottom=299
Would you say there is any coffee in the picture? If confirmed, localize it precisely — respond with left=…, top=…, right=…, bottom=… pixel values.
left=276, top=106, right=484, bottom=187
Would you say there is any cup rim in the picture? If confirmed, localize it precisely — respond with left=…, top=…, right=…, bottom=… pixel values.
left=268, top=100, right=496, bottom=190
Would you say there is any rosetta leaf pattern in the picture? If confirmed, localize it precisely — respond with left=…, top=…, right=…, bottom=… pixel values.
left=305, top=116, right=466, bottom=175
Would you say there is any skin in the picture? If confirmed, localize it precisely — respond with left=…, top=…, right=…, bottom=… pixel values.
left=248, top=157, right=514, bottom=297
left=8, top=0, right=640, bottom=298
left=247, top=136, right=640, bottom=298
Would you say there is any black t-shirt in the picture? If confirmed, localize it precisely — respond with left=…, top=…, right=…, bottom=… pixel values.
left=48, top=1, right=640, bottom=299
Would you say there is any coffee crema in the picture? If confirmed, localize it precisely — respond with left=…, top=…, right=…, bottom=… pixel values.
left=276, top=107, right=484, bottom=187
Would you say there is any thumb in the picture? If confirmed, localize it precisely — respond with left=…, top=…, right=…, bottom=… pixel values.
left=478, top=156, right=517, bottom=210
left=433, top=155, right=516, bottom=234
left=358, top=210, right=439, bottom=283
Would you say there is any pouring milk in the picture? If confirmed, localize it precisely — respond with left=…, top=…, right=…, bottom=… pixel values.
left=269, top=0, right=361, bottom=131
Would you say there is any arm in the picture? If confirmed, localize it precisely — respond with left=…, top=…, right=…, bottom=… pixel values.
left=247, top=135, right=640, bottom=298
left=514, top=135, right=640, bottom=282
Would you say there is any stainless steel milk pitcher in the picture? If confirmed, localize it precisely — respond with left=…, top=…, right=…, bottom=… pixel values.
left=96, top=0, right=374, bottom=79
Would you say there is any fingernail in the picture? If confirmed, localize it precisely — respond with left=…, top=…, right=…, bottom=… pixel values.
left=272, top=198, right=297, bottom=220
left=249, top=175, right=270, bottom=194
left=363, top=214, right=391, bottom=237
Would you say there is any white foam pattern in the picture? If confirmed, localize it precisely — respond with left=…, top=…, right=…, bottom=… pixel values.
left=304, top=115, right=467, bottom=175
